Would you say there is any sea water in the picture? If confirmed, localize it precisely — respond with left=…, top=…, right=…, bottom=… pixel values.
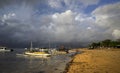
left=0, top=49, right=72, bottom=73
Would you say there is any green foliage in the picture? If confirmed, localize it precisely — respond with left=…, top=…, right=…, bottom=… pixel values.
left=89, top=39, right=120, bottom=49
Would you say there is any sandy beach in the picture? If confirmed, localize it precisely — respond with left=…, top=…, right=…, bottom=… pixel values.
left=67, top=49, right=120, bottom=73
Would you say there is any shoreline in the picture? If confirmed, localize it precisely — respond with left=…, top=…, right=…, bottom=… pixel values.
left=66, top=49, right=120, bottom=73
left=63, top=50, right=83, bottom=73
left=63, top=57, right=74, bottom=73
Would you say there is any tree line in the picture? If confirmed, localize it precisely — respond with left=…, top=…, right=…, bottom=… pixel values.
left=89, top=39, right=120, bottom=49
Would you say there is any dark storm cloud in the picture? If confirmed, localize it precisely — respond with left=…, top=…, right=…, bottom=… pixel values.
left=0, top=0, right=120, bottom=48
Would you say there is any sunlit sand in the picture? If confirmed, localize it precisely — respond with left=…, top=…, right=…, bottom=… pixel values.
left=67, top=49, right=120, bottom=73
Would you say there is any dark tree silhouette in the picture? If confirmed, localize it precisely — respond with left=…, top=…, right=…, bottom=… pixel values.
left=89, top=39, right=120, bottom=49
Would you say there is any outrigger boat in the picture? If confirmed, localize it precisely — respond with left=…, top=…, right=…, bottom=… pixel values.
left=24, top=42, right=51, bottom=57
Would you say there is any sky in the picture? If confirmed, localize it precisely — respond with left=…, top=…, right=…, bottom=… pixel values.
left=0, top=0, right=120, bottom=48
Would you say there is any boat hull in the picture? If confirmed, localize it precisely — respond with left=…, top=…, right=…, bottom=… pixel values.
left=25, top=52, right=51, bottom=57
left=0, top=49, right=11, bottom=52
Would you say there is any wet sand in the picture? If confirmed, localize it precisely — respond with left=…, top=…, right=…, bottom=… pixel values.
left=67, top=49, right=120, bottom=73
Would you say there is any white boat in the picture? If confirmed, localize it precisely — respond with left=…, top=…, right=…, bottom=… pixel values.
left=24, top=42, right=51, bottom=57
left=0, top=47, right=12, bottom=52
left=25, top=51, right=51, bottom=57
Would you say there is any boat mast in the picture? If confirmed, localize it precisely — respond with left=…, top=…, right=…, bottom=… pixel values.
left=30, top=41, right=33, bottom=51
left=49, top=39, right=50, bottom=49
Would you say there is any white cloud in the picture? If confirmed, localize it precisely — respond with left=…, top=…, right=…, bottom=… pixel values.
left=87, top=27, right=92, bottom=30
left=44, top=10, right=102, bottom=43
left=92, top=2, right=120, bottom=15
left=92, top=2, right=120, bottom=27
left=92, top=2, right=120, bottom=39
left=48, top=0, right=62, bottom=8
left=48, top=0, right=100, bottom=11
left=52, top=10, right=75, bottom=25
left=43, top=2, right=120, bottom=42
left=50, top=10, right=76, bottom=42
left=2, top=13, right=16, bottom=22
left=112, top=29, right=120, bottom=39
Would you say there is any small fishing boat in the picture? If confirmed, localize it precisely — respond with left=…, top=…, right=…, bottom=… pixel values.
left=0, top=47, right=13, bottom=52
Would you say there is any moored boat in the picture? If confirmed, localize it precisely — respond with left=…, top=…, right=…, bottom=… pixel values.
left=0, top=47, right=13, bottom=52
left=24, top=42, right=51, bottom=57
left=25, top=51, right=51, bottom=57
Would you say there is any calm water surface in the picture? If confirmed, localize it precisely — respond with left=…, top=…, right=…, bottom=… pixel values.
left=0, top=49, right=73, bottom=73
